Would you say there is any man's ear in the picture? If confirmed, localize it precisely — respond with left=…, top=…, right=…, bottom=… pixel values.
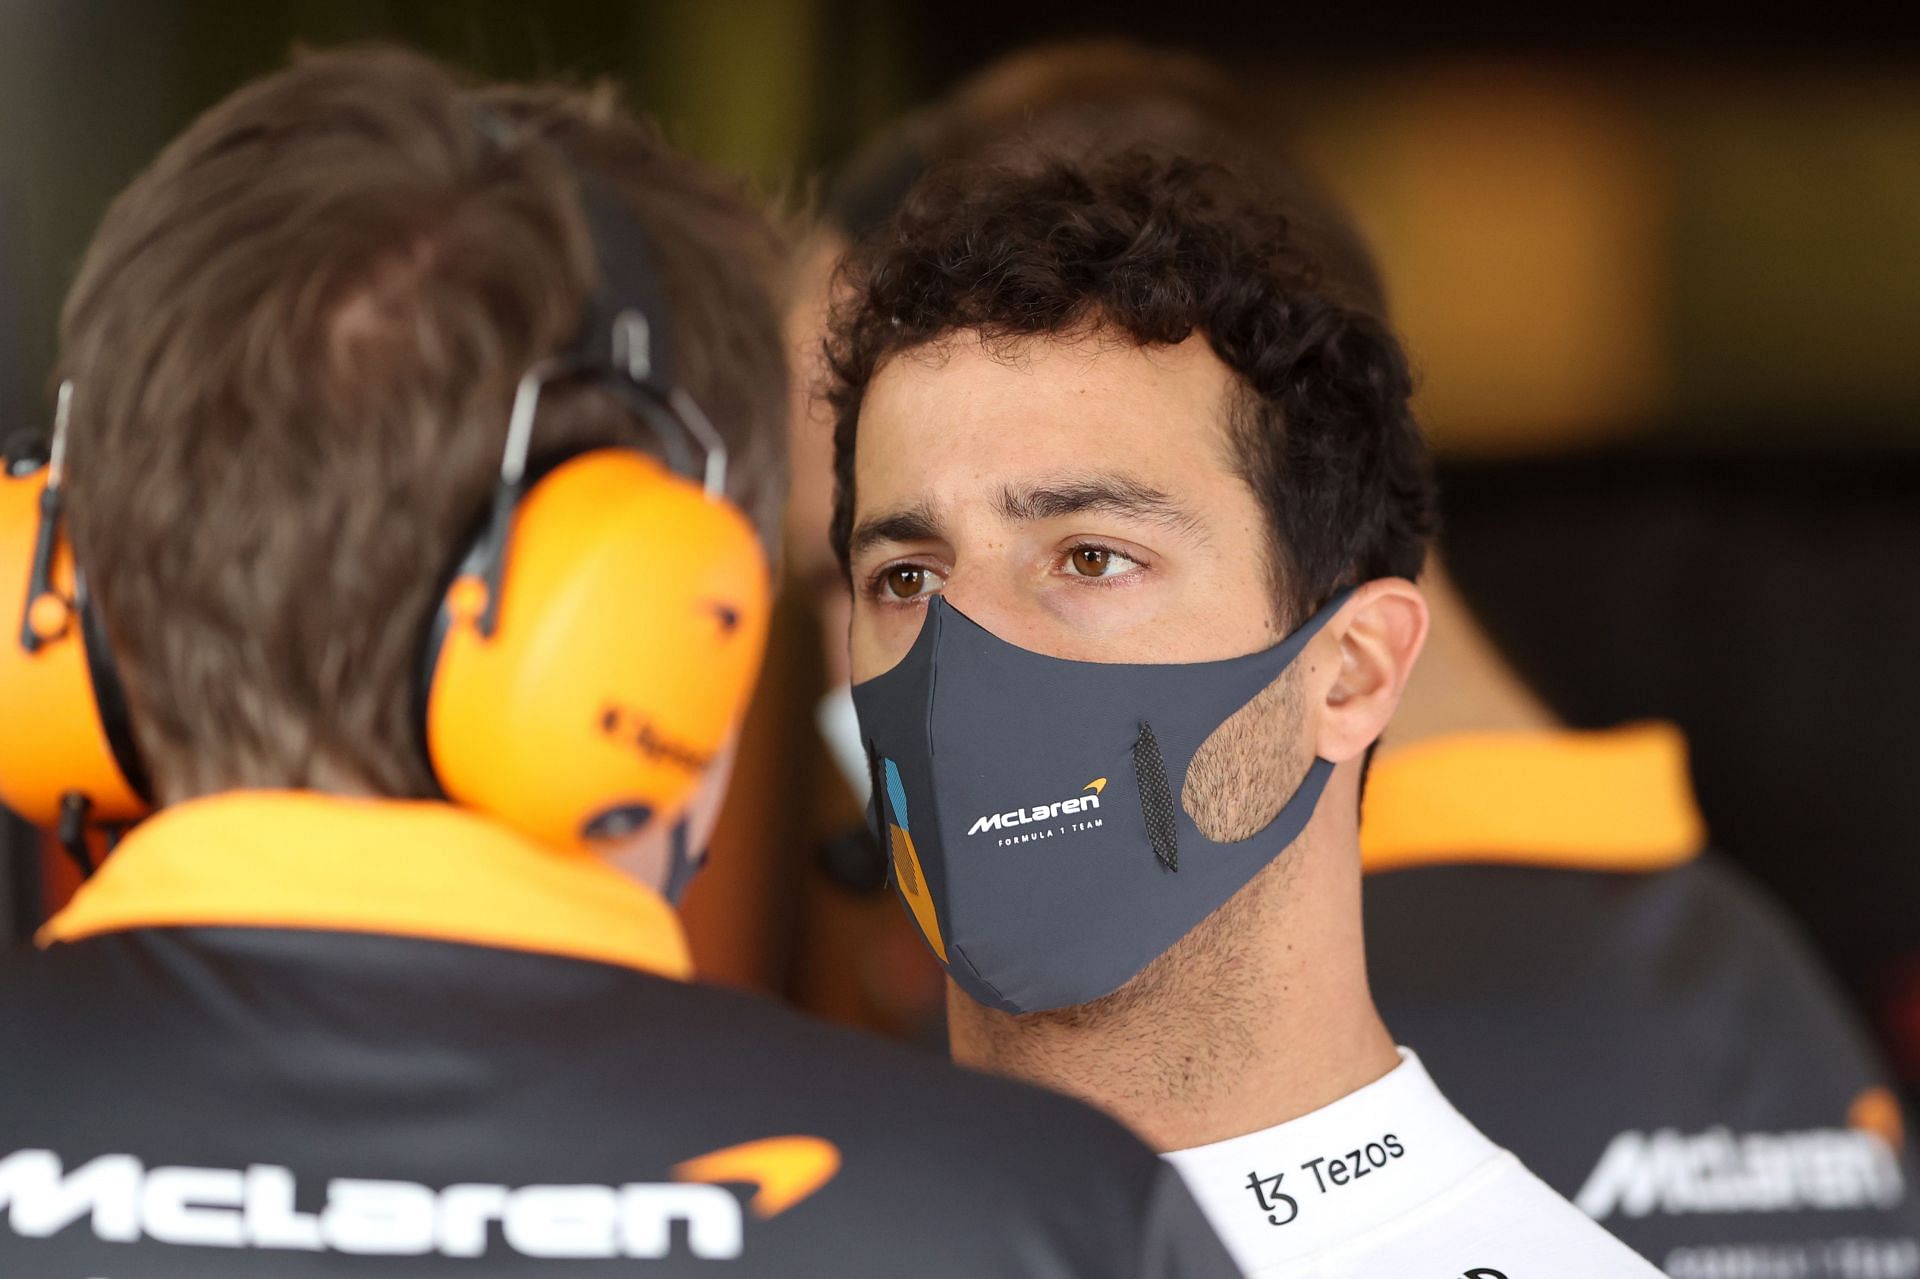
left=1312, top=579, right=1429, bottom=764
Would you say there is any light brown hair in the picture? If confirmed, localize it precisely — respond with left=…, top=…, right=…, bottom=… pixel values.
left=57, top=45, right=788, bottom=802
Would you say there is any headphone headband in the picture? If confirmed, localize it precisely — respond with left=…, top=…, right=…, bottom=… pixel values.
left=462, top=110, right=733, bottom=638
left=566, top=163, right=731, bottom=497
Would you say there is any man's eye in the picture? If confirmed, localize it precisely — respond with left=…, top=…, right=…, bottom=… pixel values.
left=1064, top=545, right=1140, bottom=579
left=879, top=564, right=945, bottom=600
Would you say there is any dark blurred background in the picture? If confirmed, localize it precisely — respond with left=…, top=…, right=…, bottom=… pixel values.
left=2, top=0, right=1918, bottom=1089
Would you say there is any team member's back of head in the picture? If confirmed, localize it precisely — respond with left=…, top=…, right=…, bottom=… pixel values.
left=57, top=46, right=785, bottom=807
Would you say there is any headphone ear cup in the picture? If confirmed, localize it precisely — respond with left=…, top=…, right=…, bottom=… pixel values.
left=422, top=449, right=771, bottom=852
left=0, top=465, right=150, bottom=827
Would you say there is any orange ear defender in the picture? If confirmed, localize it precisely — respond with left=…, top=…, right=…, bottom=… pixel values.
left=416, top=152, right=772, bottom=855
left=0, top=383, right=151, bottom=852
left=421, top=441, right=770, bottom=854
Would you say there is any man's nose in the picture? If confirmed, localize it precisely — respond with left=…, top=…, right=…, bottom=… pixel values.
left=939, top=567, right=1053, bottom=655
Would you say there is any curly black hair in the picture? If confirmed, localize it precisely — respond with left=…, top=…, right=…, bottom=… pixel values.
left=826, top=149, right=1435, bottom=624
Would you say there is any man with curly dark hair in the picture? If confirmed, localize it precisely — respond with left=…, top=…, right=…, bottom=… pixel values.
left=828, top=148, right=1663, bottom=1275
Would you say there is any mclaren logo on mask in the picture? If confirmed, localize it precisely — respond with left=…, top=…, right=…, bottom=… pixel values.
left=0, top=1136, right=840, bottom=1260
left=968, top=777, right=1106, bottom=838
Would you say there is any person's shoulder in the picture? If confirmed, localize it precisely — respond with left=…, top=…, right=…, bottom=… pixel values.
left=1493, top=1156, right=1666, bottom=1273
left=1683, top=851, right=1850, bottom=968
left=610, top=975, right=1244, bottom=1276
left=1366, top=1151, right=1664, bottom=1277
left=1654, top=854, right=1891, bottom=1068
left=652, top=973, right=1152, bottom=1146
left=0, top=935, right=162, bottom=1068
left=0, top=940, right=99, bottom=1027
left=0, top=942, right=122, bottom=1120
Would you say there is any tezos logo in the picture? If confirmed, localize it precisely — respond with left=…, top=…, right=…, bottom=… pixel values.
left=967, top=777, right=1106, bottom=837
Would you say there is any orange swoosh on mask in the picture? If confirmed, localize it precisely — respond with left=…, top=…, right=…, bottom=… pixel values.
left=673, top=1136, right=843, bottom=1218
left=889, top=824, right=947, bottom=961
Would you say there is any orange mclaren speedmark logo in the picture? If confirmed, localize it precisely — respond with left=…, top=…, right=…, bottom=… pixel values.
left=0, top=1136, right=843, bottom=1262
left=674, top=1135, right=843, bottom=1218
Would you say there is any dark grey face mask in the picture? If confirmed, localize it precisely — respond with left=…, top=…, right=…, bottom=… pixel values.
left=851, top=590, right=1351, bottom=1015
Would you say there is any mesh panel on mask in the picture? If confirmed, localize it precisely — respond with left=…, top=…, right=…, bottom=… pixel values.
left=1133, top=722, right=1180, bottom=873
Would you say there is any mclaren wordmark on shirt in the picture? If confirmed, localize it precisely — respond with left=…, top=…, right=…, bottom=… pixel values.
left=1576, top=1124, right=1904, bottom=1220
left=0, top=1136, right=840, bottom=1262
left=1576, top=1121, right=1916, bottom=1279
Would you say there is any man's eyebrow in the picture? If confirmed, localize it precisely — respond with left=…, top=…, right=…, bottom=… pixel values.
left=848, top=501, right=943, bottom=559
left=994, top=475, right=1207, bottom=538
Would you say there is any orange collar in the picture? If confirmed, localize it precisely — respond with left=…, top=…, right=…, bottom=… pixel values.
left=39, top=791, right=693, bottom=978
left=1361, top=722, right=1707, bottom=875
